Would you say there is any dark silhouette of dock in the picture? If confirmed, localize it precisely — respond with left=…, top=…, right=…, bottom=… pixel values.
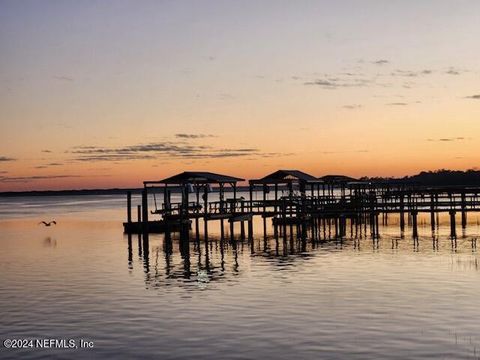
left=123, top=170, right=480, bottom=240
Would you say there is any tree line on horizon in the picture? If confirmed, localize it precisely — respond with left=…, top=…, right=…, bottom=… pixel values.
left=360, top=169, right=480, bottom=186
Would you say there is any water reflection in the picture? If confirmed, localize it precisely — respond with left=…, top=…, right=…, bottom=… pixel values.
left=43, top=236, right=57, bottom=247
left=5, top=195, right=480, bottom=360
left=127, top=222, right=479, bottom=291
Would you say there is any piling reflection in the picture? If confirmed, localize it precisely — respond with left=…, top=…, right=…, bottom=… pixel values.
left=126, top=217, right=480, bottom=291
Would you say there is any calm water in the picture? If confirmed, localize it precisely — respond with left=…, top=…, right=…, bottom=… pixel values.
left=1, top=194, right=480, bottom=359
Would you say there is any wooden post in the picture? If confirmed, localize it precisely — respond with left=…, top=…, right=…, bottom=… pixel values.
left=274, top=183, right=278, bottom=214
left=232, top=183, right=237, bottom=214
left=184, top=184, right=189, bottom=216
left=399, top=194, right=405, bottom=232
left=263, top=184, right=267, bottom=238
left=219, top=183, right=224, bottom=214
left=240, top=200, right=245, bottom=239
left=164, top=184, right=169, bottom=215
left=462, top=211, right=467, bottom=229
left=262, top=184, right=267, bottom=214
left=449, top=210, right=456, bottom=238
left=341, top=215, right=347, bottom=237
left=461, top=192, right=467, bottom=228
left=249, top=183, right=254, bottom=213
left=370, top=212, right=375, bottom=237
left=248, top=218, right=253, bottom=241
left=195, top=184, right=200, bottom=213
left=204, top=185, right=208, bottom=239
left=411, top=211, right=418, bottom=238
left=141, top=189, right=149, bottom=258
left=180, top=185, right=185, bottom=226
left=142, top=188, right=148, bottom=233
left=430, top=193, right=435, bottom=231
left=195, top=217, right=200, bottom=241
left=127, top=191, right=132, bottom=223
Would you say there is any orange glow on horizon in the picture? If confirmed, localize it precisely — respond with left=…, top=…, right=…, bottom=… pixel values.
left=1, top=2, right=480, bottom=191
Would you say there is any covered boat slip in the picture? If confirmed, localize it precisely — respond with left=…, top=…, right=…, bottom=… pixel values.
left=248, top=170, right=324, bottom=224
left=124, top=169, right=480, bottom=238
left=124, top=170, right=325, bottom=234
left=143, top=171, right=250, bottom=224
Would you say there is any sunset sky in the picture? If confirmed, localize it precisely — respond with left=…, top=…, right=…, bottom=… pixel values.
left=1, top=0, right=480, bottom=191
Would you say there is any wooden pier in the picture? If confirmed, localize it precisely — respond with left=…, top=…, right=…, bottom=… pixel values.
left=123, top=170, right=480, bottom=239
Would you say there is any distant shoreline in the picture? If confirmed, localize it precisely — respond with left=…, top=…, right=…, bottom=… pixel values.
left=2, top=169, right=480, bottom=197
left=0, top=188, right=142, bottom=197
left=0, top=187, right=254, bottom=197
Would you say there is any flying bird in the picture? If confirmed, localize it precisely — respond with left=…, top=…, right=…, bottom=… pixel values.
left=39, top=221, right=56, bottom=226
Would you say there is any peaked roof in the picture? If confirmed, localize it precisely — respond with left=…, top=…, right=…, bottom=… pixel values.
left=147, top=171, right=244, bottom=185
left=251, top=170, right=321, bottom=184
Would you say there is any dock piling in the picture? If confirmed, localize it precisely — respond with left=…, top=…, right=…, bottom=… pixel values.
left=411, top=211, right=418, bottom=238
left=127, top=191, right=132, bottom=223
left=449, top=210, right=457, bottom=238
left=141, top=189, right=148, bottom=234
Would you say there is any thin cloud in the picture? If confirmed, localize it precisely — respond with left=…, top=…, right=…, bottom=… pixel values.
left=74, top=154, right=156, bottom=162
left=52, top=75, right=74, bottom=82
left=386, top=102, right=408, bottom=106
left=390, top=69, right=434, bottom=78
left=304, top=79, right=337, bottom=87
left=446, top=69, right=460, bottom=75
left=445, top=67, right=466, bottom=75
left=427, top=137, right=467, bottom=142
left=0, top=156, right=15, bottom=162
left=0, top=175, right=82, bottom=183
left=68, top=141, right=287, bottom=162
left=41, top=149, right=52, bottom=153
left=174, top=133, right=216, bottom=139
left=342, top=104, right=363, bottom=110
left=219, top=93, right=235, bottom=100
left=35, top=162, right=63, bottom=169
left=321, top=150, right=369, bottom=154
left=465, top=95, right=480, bottom=100
left=391, top=70, right=417, bottom=77
left=373, top=60, right=389, bottom=65
left=340, top=72, right=364, bottom=76
left=304, top=77, right=372, bottom=89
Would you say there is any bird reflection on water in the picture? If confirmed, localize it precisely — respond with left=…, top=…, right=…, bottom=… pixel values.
left=43, top=236, right=57, bottom=247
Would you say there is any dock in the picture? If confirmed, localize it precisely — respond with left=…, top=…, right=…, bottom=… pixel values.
left=123, top=170, right=480, bottom=239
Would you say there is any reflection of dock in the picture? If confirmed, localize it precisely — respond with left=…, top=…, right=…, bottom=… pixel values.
left=123, top=170, right=480, bottom=239
left=123, top=220, right=190, bottom=233
left=126, top=227, right=479, bottom=291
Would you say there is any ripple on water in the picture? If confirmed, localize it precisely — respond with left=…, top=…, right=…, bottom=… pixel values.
left=1, top=195, right=480, bottom=359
